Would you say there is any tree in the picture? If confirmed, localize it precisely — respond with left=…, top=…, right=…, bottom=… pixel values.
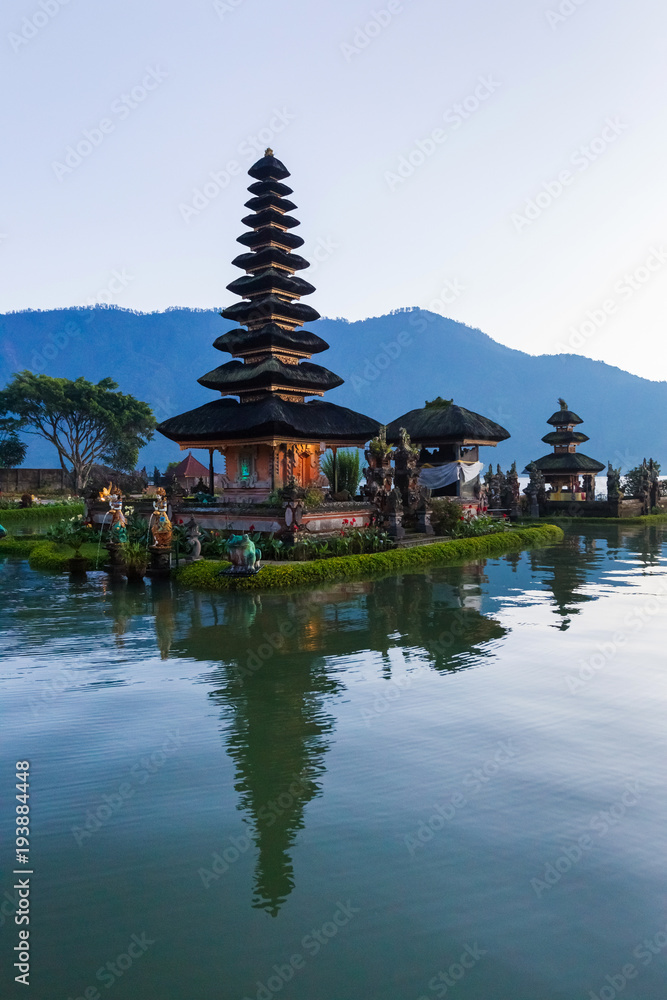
left=0, top=416, right=27, bottom=468
left=0, top=373, right=156, bottom=493
left=622, top=459, right=666, bottom=498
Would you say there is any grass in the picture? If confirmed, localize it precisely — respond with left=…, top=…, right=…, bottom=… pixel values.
left=174, top=524, right=564, bottom=593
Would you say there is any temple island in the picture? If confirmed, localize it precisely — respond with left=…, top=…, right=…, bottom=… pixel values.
left=530, top=399, right=605, bottom=502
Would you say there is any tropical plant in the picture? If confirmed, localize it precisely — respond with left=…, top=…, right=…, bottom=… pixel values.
left=122, top=542, right=148, bottom=578
left=44, top=514, right=93, bottom=555
left=321, top=450, right=362, bottom=495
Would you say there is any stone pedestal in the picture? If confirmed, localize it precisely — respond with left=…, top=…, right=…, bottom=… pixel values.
left=386, top=512, right=405, bottom=539
left=148, top=547, right=172, bottom=577
left=105, top=542, right=125, bottom=575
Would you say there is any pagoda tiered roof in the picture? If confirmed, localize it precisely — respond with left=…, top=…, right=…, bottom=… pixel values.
left=532, top=399, right=604, bottom=476
left=157, top=149, right=378, bottom=449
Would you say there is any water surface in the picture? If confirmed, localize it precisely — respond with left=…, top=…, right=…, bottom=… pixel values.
left=1, top=524, right=666, bottom=999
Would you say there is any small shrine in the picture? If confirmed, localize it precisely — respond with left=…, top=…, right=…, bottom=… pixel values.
left=530, top=399, right=604, bottom=501
left=385, top=397, right=510, bottom=500
left=157, top=150, right=378, bottom=503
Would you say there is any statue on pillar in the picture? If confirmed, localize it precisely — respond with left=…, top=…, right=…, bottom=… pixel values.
left=503, top=462, right=521, bottom=519
left=393, top=427, right=421, bottom=511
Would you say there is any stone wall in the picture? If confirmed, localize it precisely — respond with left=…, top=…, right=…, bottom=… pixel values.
left=0, top=468, right=70, bottom=492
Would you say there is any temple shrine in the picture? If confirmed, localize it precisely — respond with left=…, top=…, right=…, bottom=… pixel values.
left=530, top=399, right=604, bottom=501
left=158, top=150, right=378, bottom=502
left=385, top=397, right=510, bottom=499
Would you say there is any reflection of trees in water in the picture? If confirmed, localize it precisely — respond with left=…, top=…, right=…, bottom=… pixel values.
left=528, top=533, right=602, bottom=630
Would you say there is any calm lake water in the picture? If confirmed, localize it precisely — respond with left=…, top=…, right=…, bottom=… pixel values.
left=1, top=524, right=666, bottom=1000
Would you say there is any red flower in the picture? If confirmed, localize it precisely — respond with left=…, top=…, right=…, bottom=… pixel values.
left=342, top=519, right=349, bottom=524
left=178, top=519, right=183, bottom=524
left=249, top=524, right=255, bottom=531
left=351, top=518, right=356, bottom=524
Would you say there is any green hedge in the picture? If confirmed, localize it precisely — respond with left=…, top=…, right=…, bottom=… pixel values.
left=0, top=502, right=84, bottom=522
left=538, top=514, right=667, bottom=525
left=175, top=525, right=564, bottom=593
left=0, top=537, right=102, bottom=571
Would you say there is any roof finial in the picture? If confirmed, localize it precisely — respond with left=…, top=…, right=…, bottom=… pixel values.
left=558, top=397, right=567, bottom=409
left=264, top=147, right=274, bottom=156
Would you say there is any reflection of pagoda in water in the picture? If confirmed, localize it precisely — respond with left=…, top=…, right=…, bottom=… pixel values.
left=199, top=597, right=340, bottom=916
left=529, top=533, right=602, bottom=629
left=175, top=577, right=506, bottom=914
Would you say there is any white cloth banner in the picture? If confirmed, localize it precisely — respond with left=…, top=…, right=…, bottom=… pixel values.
left=418, top=462, right=484, bottom=490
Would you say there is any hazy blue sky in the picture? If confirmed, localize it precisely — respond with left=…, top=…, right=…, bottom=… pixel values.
left=2, top=0, right=666, bottom=380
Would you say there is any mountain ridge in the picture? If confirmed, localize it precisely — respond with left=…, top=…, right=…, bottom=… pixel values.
left=1, top=305, right=663, bottom=475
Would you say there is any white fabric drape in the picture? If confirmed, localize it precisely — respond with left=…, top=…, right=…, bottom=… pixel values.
left=418, top=462, right=484, bottom=490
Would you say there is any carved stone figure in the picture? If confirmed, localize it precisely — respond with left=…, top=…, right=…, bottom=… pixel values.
left=185, top=518, right=202, bottom=562
left=224, top=533, right=262, bottom=573
left=607, top=462, right=623, bottom=499
left=151, top=488, right=172, bottom=549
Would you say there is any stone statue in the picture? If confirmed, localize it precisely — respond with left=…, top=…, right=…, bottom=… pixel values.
left=108, top=494, right=128, bottom=544
left=151, top=488, right=172, bottom=549
left=185, top=518, right=202, bottom=562
left=607, top=462, right=623, bottom=499
left=224, top=533, right=262, bottom=574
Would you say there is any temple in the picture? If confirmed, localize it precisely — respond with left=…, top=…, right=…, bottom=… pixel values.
left=158, top=150, right=378, bottom=502
left=530, top=399, right=604, bottom=501
left=385, top=397, right=510, bottom=498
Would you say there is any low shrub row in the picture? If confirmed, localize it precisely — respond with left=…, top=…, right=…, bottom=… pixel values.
left=175, top=525, right=564, bottom=593
left=0, top=502, right=85, bottom=522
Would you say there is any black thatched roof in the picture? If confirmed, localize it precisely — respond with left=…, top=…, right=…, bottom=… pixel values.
left=222, top=295, right=320, bottom=328
left=241, top=208, right=300, bottom=231
left=237, top=227, right=304, bottom=251
left=244, top=195, right=297, bottom=214
left=213, top=324, right=329, bottom=357
left=248, top=152, right=290, bottom=181
left=247, top=179, right=293, bottom=198
left=541, top=431, right=589, bottom=446
left=232, top=248, right=310, bottom=273
left=226, top=270, right=315, bottom=299
left=385, top=402, right=510, bottom=445
left=198, top=358, right=343, bottom=394
left=546, top=401, right=583, bottom=425
left=532, top=453, right=605, bottom=474
left=157, top=397, right=379, bottom=445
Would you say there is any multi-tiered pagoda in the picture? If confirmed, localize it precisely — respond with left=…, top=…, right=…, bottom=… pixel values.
left=158, top=150, right=378, bottom=502
left=531, top=399, right=604, bottom=500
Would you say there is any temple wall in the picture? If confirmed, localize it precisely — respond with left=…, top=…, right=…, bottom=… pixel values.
left=0, top=468, right=70, bottom=492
